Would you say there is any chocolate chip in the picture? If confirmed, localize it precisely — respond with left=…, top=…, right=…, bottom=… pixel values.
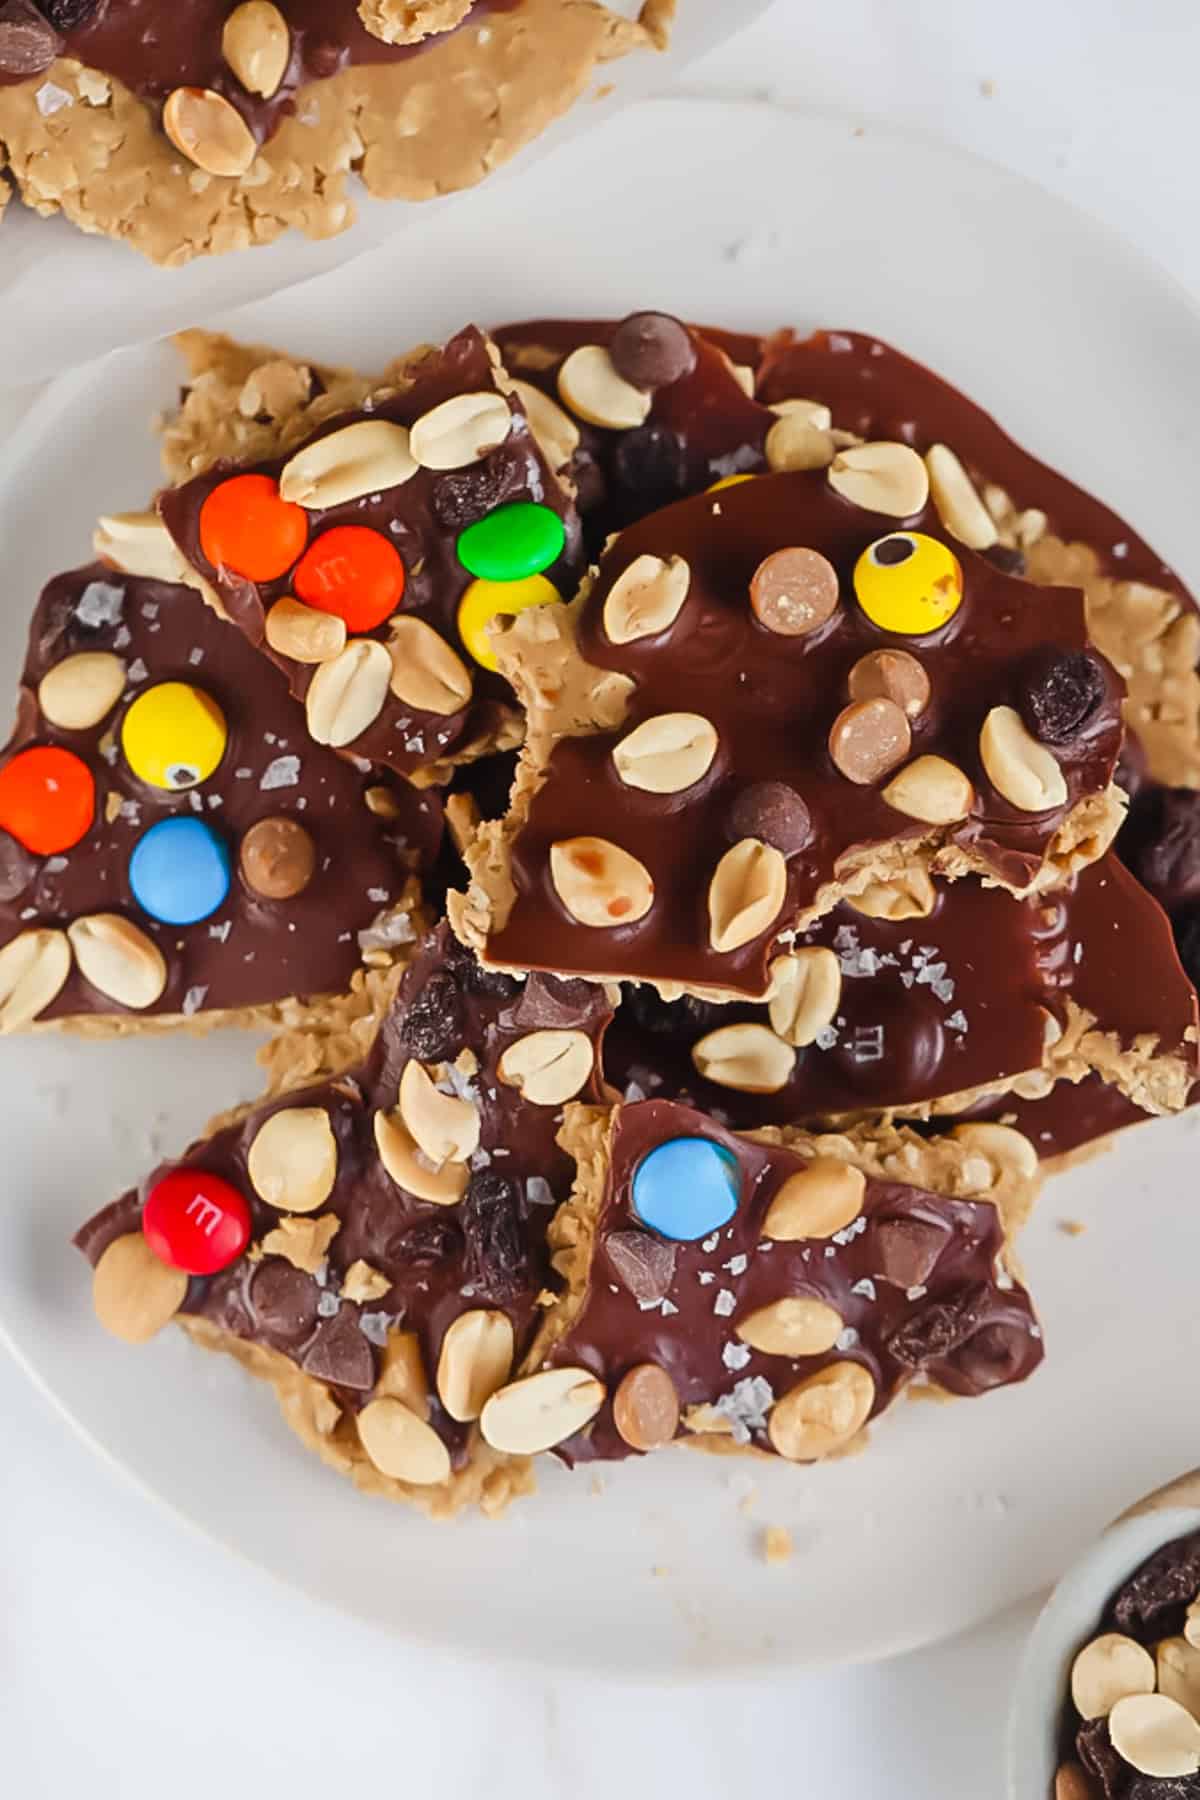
left=432, top=449, right=526, bottom=532
left=950, top=1320, right=1037, bottom=1391
left=514, top=971, right=597, bottom=1030
left=248, top=1258, right=319, bottom=1346
left=0, top=0, right=59, bottom=75
left=462, top=1173, right=530, bottom=1301
left=982, top=543, right=1027, bottom=577
left=724, top=780, right=812, bottom=857
left=33, top=0, right=93, bottom=29
left=1018, top=649, right=1106, bottom=744
left=605, top=1229, right=676, bottom=1306
left=609, top=313, right=697, bottom=390
left=612, top=424, right=688, bottom=511
left=1126, top=789, right=1200, bottom=912
left=887, top=1283, right=986, bottom=1368
left=389, top=1217, right=462, bottom=1266
left=239, top=816, right=316, bottom=900
left=1111, top=1529, right=1200, bottom=1640
left=301, top=1311, right=376, bottom=1390
left=399, top=969, right=464, bottom=1061
left=622, top=984, right=725, bottom=1039
left=0, top=829, right=37, bottom=902
left=868, top=1216, right=949, bottom=1289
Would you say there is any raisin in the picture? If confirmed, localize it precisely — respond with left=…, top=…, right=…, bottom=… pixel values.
left=887, top=1284, right=986, bottom=1368
left=433, top=449, right=526, bottom=532
left=1076, top=1719, right=1129, bottom=1800
left=461, top=1173, right=529, bottom=1300
left=1126, top=789, right=1200, bottom=912
left=622, top=985, right=725, bottom=1039
left=34, top=0, right=96, bottom=26
left=612, top=424, right=687, bottom=511
left=399, top=970, right=465, bottom=1061
left=461, top=960, right=520, bottom=1002
left=982, top=543, right=1027, bottom=577
left=1111, top=1528, right=1200, bottom=1639
left=1018, top=649, right=1106, bottom=744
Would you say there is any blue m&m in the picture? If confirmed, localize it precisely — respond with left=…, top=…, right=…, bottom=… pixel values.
left=631, top=1136, right=741, bottom=1242
left=129, top=816, right=231, bottom=926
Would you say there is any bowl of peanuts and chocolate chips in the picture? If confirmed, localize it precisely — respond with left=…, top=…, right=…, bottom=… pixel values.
left=1009, top=1471, right=1200, bottom=1800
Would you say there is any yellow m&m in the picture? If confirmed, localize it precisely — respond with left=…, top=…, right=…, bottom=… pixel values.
left=706, top=474, right=758, bottom=495
left=121, top=682, right=228, bottom=791
left=458, top=574, right=560, bottom=672
left=853, top=533, right=963, bottom=636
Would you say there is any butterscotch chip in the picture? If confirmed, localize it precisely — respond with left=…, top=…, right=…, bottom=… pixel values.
left=611, top=712, right=718, bottom=795
left=373, top=1109, right=468, bottom=1206
left=398, top=1059, right=479, bottom=1164
left=1108, top=1693, right=1200, bottom=1779
left=409, top=391, right=512, bottom=470
left=240, top=817, right=317, bottom=899
left=264, top=597, right=347, bottom=665
left=222, top=2, right=290, bottom=99
left=247, top=1107, right=338, bottom=1213
left=828, top=697, right=911, bottom=784
left=749, top=547, right=839, bottom=636
left=691, top=1022, right=794, bottom=1094
left=847, top=649, right=931, bottom=719
left=1071, top=1632, right=1156, bottom=1719
left=882, top=755, right=974, bottom=824
left=162, top=86, right=258, bottom=177
left=557, top=345, right=652, bottom=431
left=550, top=837, right=654, bottom=928
left=602, top=554, right=691, bottom=645
left=93, top=1233, right=188, bottom=1344
left=497, top=1029, right=594, bottom=1106
left=612, top=1363, right=680, bottom=1452
left=436, top=1309, right=515, bottom=1423
left=980, top=705, right=1068, bottom=811
left=763, top=1158, right=866, bottom=1241
left=707, top=839, right=788, bottom=954
left=356, top=1396, right=451, bottom=1486
left=479, top=1366, right=607, bottom=1455
left=767, top=947, right=841, bottom=1047
left=67, top=914, right=167, bottom=1011
left=736, top=1295, right=844, bottom=1357
left=38, top=652, right=126, bottom=732
left=0, top=926, right=71, bottom=1031
left=768, top=1362, right=875, bottom=1460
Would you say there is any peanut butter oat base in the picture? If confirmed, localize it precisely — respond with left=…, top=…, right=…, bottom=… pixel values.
left=0, top=0, right=662, bottom=265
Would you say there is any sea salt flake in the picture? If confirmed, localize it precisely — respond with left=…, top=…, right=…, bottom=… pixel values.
left=188, top=648, right=204, bottom=666
left=697, top=1270, right=716, bottom=1285
left=701, top=1234, right=719, bottom=1254
left=723, top=1253, right=748, bottom=1276
left=36, top=82, right=72, bottom=116
left=832, top=1216, right=868, bottom=1246
left=181, top=985, right=208, bottom=1016
left=261, top=755, right=301, bottom=791
left=359, top=1311, right=391, bottom=1347
left=722, top=1341, right=752, bottom=1372
left=208, top=921, right=232, bottom=942
left=367, top=887, right=391, bottom=904
left=44, top=856, right=68, bottom=873
left=713, top=1288, right=736, bottom=1317
left=851, top=1277, right=877, bottom=1301
left=316, top=1291, right=340, bottom=1318
left=140, top=602, right=159, bottom=621
left=713, top=1375, right=774, bottom=1444
left=660, top=1298, right=679, bottom=1318
left=906, top=1284, right=927, bottom=1301
left=836, top=1326, right=860, bottom=1351
left=357, top=909, right=416, bottom=955
left=525, top=1175, right=554, bottom=1207
left=946, top=1010, right=969, bottom=1033
left=623, top=1080, right=647, bottom=1103
left=814, top=1024, right=839, bottom=1050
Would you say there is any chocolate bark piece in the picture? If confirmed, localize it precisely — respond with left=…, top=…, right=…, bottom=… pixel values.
left=0, top=2, right=656, bottom=265
left=501, top=1100, right=1041, bottom=1468
left=493, top=316, right=773, bottom=551
left=0, top=562, right=437, bottom=1033
left=603, top=853, right=1199, bottom=1129
left=160, top=326, right=582, bottom=785
left=758, top=327, right=1200, bottom=791
left=453, top=467, right=1126, bottom=1001
left=74, top=923, right=614, bottom=1518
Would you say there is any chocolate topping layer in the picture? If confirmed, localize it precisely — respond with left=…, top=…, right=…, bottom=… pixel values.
left=484, top=469, right=1124, bottom=995
left=540, top=1100, right=1043, bottom=1464
left=0, top=563, right=439, bottom=1023
left=161, top=325, right=581, bottom=782
left=75, top=924, right=613, bottom=1463
left=604, top=854, right=1198, bottom=1127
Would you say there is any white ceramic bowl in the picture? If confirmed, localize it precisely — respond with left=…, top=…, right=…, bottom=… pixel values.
left=1007, top=1473, right=1200, bottom=1797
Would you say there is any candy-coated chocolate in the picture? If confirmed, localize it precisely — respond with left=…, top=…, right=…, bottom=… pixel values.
left=456, top=502, right=566, bottom=583
left=129, top=816, right=231, bottom=926
left=142, top=1168, right=251, bottom=1275
left=458, top=573, right=560, bottom=671
left=292, top=525, right=405, bottom=633
left=121, top=681, right=227, bottom=791
left=631, top=1135, right=741, bottom=1242
left=853, top=532, right=963, bottom=636
left=0, top=745, right=95, bottom=855
left=707, top=474, right=758, bottom=494
left=198, top=474, right=308, bottom=583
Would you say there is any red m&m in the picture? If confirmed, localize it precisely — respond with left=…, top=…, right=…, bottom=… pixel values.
left=0, top=745, right=95, bottom=855
left=293, top=526, right=405, bottom=632
left=142, top=1169, right=252, bottom=1276
left=199, top=474, right=309, bottom=583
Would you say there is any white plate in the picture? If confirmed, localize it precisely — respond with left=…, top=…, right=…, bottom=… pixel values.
left=3, top=99, right=1200, bottom=1677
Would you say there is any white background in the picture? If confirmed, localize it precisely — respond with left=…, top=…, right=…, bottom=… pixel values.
left=2, top=4, right=1196, bottom=1794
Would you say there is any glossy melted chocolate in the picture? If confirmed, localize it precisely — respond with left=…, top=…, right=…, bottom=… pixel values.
left=161, top=326, right=582, bottom=782
left=74, top=924, right=613, bottom=1462
left=488, top=469, right=1124, bottom=995
left=0, top=563, right=441, bottom=1022
left=543, top=1100, right=1043, bottom=1465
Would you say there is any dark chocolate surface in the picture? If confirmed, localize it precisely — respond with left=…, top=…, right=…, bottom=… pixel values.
left=12, top=0, right=500, bottom=126
left=75, top=924, right=613, bottom=1462
left=161, top=325, right=582, bottom=781
left=603, top=855, right=1198, bottom=1127
left=0, top=563, right=440, bottom=1022
left=543, top=1099, right=1043, bottom=1464
left=488, top=469, right=1124, bottom=995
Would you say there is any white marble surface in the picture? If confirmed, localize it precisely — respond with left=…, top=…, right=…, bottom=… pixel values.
left=3, top=4, right=1199, bottom=1794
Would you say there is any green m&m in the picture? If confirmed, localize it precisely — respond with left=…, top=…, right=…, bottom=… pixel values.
left=456, top=502, right=565, bottom=582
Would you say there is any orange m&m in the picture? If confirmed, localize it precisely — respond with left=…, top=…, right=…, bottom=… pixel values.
left=199, top=474, right=309, bottom=583
left=0, top=745, right=95, bottom=855
left=293, top=526, right=406, bottom=633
